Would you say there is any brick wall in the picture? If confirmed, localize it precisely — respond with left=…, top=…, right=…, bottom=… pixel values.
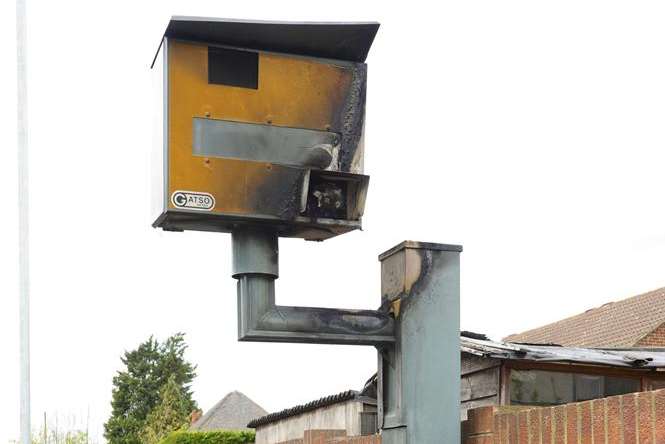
left=463, top=389, right=665, bottom=443
left=637, top=322, right=665, bottom=347
left=276, top=430, right=381, bottom=444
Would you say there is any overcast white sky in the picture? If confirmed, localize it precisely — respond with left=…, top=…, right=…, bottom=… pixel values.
left=2, top=1, right=665, bottom=442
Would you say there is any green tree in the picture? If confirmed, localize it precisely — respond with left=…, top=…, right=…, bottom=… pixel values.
left=141, top=375, right=191, bottom=444
left=104, top=333, right=197, bottom=444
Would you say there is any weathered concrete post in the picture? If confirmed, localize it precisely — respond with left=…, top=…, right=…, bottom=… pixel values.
left=378, top=241, right=462, bottom=443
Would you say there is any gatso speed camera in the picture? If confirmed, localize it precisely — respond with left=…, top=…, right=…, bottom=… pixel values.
left=151, top=17, right=378, bottom=241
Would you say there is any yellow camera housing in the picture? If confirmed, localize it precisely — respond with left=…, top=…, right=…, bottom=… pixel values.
left=152, top=18, right=378, bottom=240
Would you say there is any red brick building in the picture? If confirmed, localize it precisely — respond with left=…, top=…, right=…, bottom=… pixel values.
left=504, top=287, right=665, bottom=348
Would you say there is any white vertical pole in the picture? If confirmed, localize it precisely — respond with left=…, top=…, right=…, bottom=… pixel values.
left=16, top=0, right=31, bottom=440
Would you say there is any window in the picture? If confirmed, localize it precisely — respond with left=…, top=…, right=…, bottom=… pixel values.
left=510, top=370, right=574, bottom=406
left=360, top=411, right=378, bottom=436
left=646, top=379, right=665, bottom=391
left=510, top=369, right=640, bottom=406
left=605, top=375, right=641, bottom=396
left=574, top=374, right=604, bottom=401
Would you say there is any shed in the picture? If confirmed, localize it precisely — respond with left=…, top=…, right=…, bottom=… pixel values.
left=460, top=333, right=665, bottom=419
left=247, top=379, right=378, bottom=444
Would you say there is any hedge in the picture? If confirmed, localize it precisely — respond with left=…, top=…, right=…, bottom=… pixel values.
left=160, top=430, right=255, bottom=444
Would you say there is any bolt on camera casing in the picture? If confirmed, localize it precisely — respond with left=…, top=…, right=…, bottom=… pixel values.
left=151, top=18, right=379, bottom=241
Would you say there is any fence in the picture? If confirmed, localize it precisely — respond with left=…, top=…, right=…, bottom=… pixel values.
left=463, top=388, right=665, bottom=443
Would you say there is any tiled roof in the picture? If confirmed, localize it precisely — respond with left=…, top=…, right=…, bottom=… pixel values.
left=191, top=391, right=267, bottom=431
left=503, top=287, right=665, bottom=348
left=247, top=390, right=372, bottom=428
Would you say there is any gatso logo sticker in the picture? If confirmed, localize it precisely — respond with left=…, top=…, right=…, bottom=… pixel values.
left=171, top=191, right=215, bottom=211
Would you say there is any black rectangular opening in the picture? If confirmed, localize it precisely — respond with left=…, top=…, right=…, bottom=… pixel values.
left=208, top=46, right=258, bottom=89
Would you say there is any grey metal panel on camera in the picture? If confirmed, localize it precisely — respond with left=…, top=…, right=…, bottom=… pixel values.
left=151, top=210, right=363, bottom=241
left=193, top=118, right=342, bottom=170
left=151, top=17, right=380, bottom=67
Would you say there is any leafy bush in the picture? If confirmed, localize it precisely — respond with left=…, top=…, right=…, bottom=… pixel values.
left=160, top=430, right=255, bottom=444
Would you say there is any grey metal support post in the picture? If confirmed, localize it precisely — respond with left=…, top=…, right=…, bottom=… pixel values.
left=230, top=234, right=462, bottom=441
left=232, top=229, right=395, bottom=346
left=378, top=241, right=462, bottom=444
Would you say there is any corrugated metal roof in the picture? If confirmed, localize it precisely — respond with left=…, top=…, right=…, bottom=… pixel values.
left=503, top=287, right=665, bottom=348
left=462, top=335, right=665, bottom=369
left=152, top=17, right=380, bottom=68
left=247, top=390, right=374, bottom=428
